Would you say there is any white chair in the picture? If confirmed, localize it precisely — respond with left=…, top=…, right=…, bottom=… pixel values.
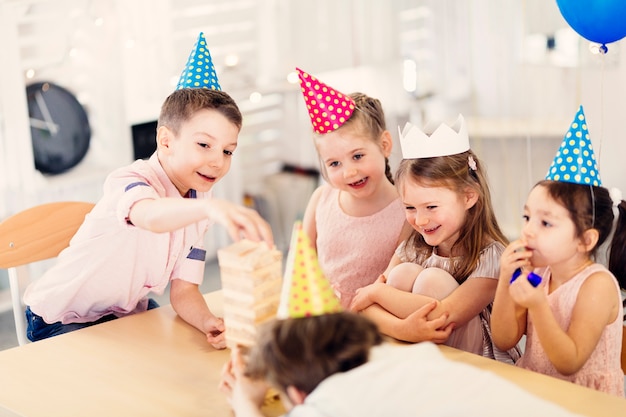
left=0, top=201, right=94, bottom=346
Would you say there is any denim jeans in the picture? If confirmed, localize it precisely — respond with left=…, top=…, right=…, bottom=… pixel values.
left=25, top=298, right=160, bottom=342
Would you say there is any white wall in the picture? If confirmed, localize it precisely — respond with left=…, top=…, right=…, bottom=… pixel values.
left=0, top=0, right=132, bottom=220
left=415, top=0, right=626, bottom=238
left=1, top=0, right=625, bottom=242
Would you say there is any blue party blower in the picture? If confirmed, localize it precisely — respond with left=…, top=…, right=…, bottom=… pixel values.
left=510, top=268, right=542, bottom=287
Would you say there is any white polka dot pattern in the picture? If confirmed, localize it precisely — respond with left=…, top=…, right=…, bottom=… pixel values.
left=545, top=105, right=601, bottom=186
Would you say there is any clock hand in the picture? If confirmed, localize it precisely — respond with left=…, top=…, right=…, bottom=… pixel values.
left=29, top=117, right=57, bottom=131
left=35, top=90, right=59, bottom=136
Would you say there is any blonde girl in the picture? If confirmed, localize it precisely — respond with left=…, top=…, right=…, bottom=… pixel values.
left=299, top=69, right=411, bottom=308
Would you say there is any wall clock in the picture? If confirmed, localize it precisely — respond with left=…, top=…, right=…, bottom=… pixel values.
left=26, top=81, right=91, bottom=174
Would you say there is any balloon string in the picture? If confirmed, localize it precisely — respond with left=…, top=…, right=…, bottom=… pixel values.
left=598, top=49, right=605, bottom=171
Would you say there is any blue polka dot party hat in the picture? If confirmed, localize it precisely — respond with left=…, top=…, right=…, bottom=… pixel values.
left=545, top=105, right=602, bottom=186
left=176, top=32, right=221, bottom=91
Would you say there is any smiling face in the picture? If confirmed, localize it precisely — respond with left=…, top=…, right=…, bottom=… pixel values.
left=401, top=178, right=477, bottom=256
left=521, top=184, right=586, bottom=268
left=314, top=125, right=391, bottom=199
left=157, top=108, right=239, bottom=195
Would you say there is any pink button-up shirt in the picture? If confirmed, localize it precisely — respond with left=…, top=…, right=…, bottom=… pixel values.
left=24, top=153, right=211, bottom=324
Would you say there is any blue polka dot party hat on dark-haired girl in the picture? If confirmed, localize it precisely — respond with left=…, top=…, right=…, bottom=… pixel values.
left=176, top=32, right=221, bottom=91
left=545, top=105, right=601, bottom=186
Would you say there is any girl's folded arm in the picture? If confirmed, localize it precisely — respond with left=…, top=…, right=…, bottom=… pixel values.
left=438, top=277, right=497, bottom=328
left=369, top=283, right=437, bottom=319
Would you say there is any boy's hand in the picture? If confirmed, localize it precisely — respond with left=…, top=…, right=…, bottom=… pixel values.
left=205, top=315, right=226, bottom=349
left=219, top=358, right=236, bottom=401
left=219, top=346, right=270, bottom=415
left=207, top=199, right=274, bottom=246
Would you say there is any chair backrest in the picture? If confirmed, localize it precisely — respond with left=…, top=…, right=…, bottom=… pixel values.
left=0, top=201, right=94, bottom=346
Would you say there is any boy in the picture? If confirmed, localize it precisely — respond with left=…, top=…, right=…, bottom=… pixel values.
left=22, top=33, right=272, bottom=349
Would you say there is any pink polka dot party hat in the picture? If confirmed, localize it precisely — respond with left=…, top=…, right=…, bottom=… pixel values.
left=277, top=221, right=342, bottom=319
left=296, top=67, right=355, bottom=134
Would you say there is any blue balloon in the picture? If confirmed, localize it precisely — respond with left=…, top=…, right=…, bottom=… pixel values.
left=556, top=0, right=626, bottom=47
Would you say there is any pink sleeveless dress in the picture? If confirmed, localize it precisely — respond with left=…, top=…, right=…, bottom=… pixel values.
left=516, top=263, right=624, bottom=396
left=315, top=186, right=406, bottom=308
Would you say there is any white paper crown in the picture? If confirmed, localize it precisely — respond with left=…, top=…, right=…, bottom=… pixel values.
left=399, top=114, right=469, bottom=159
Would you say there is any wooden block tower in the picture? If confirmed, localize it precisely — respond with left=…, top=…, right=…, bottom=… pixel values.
left=217, top=239, right=283, bottom=348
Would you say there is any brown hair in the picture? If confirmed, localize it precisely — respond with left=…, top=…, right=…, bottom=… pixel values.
left=314, top=92, right=394, bottom=184
left=157, top=88, right=242, bottom=135
left=395, top=150, right=507, bottom=283
left=245, top=312, right=382, bottom=395
left=535, top=180, right=626, bottom=289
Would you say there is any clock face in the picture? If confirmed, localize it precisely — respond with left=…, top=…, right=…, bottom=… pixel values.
left=26, top=82, right=91, bottom=175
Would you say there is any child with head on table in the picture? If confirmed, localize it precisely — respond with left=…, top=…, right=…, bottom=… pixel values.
left=23, top=33, right=272, bottom=349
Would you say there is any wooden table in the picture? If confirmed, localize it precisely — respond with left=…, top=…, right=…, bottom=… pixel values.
left=440, top=345, right=626, bottom=416
left=0, top=291, right=624, bottom=417
left=0, top=292, right=276, bottom=417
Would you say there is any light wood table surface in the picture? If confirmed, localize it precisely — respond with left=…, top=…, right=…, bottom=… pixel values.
left=0, top=291, right=282, bottom=417
left=0, top=291, right=624, bottom=417
left=439, top=345, right=626, bottom=416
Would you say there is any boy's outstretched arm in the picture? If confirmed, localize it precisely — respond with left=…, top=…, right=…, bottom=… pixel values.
left=169, top=278, right=226, bottom=349
left=129, top=198, right=274, bottom=246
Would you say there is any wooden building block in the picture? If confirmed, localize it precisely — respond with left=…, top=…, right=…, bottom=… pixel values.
left=217, top=239, right=283, bottom=348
